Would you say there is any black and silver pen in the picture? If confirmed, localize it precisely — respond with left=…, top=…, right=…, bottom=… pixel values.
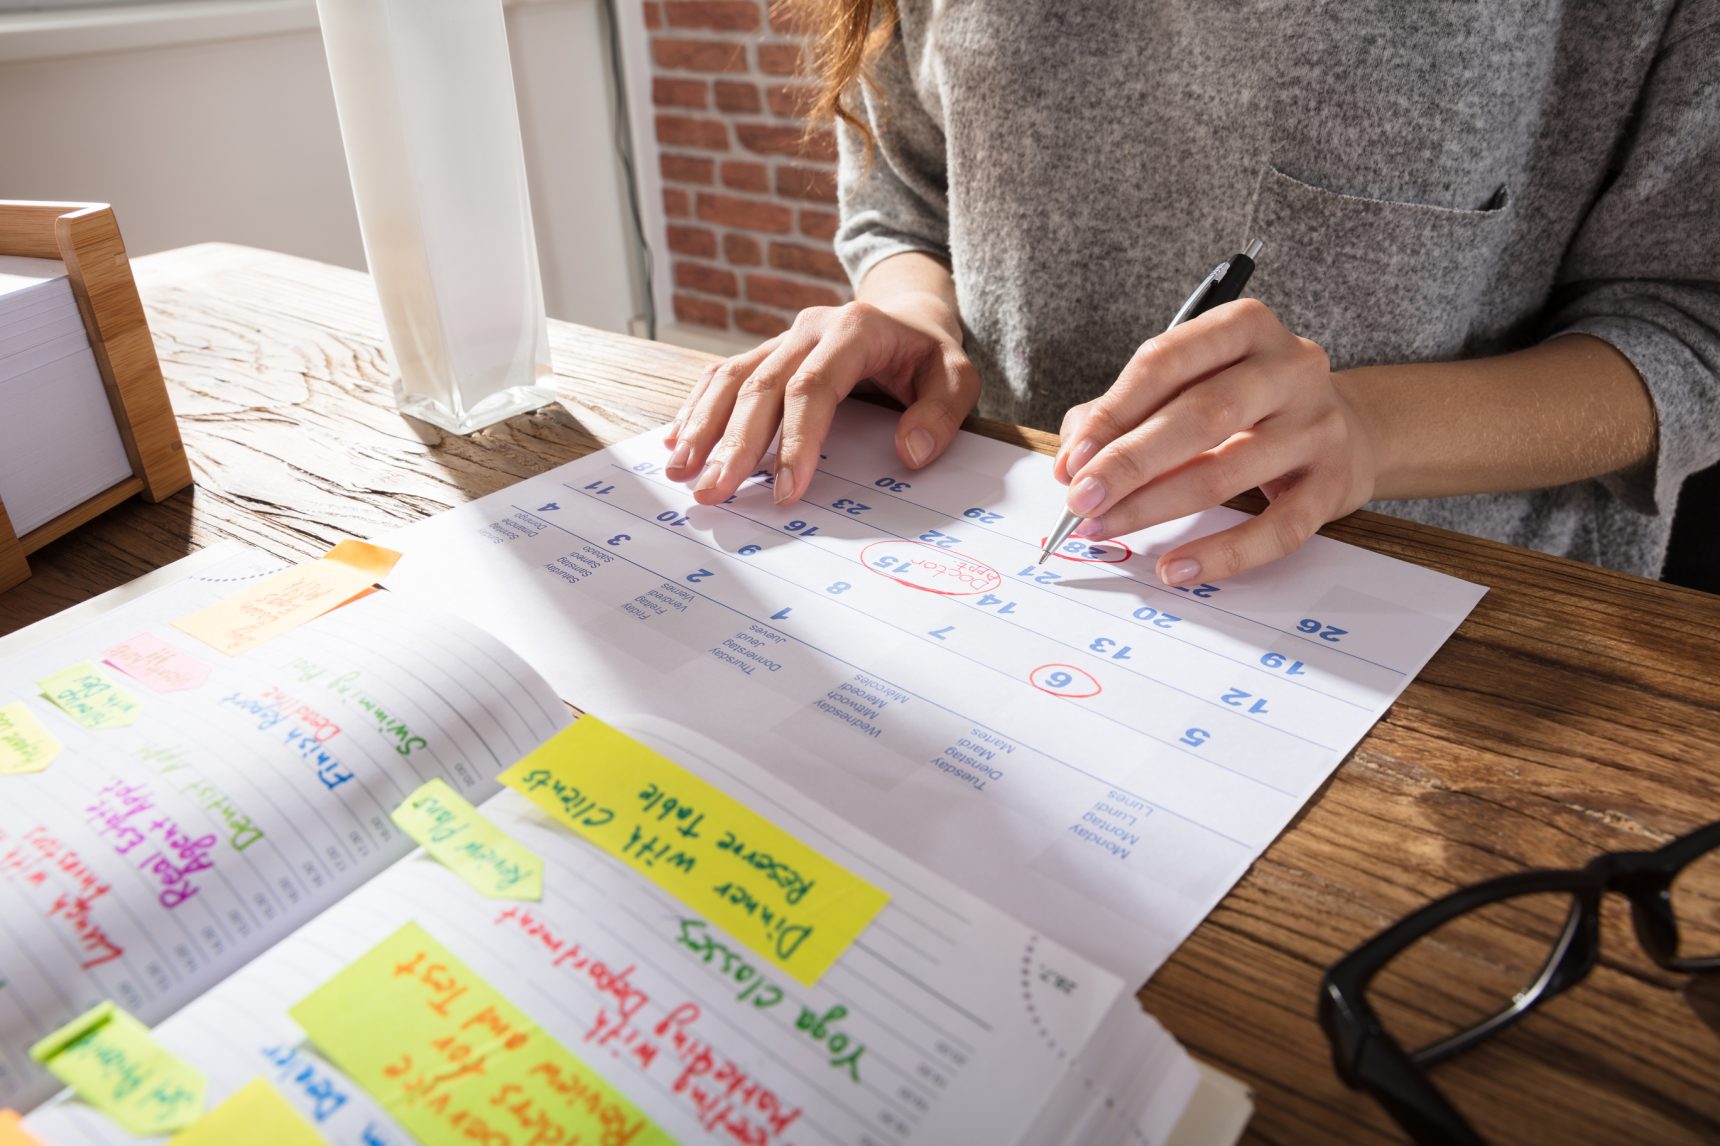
left=1036, top=239, right=1265, bottom=565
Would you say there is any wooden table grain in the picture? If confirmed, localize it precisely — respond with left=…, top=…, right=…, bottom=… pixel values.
left=4, top=244, right=1718, bottom=1144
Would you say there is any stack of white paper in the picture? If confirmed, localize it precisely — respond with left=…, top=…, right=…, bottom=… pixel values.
left=0, top=256, right=134, bottom=536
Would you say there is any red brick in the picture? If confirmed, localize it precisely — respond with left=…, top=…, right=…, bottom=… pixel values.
left=725, top=233, right=762, bottom=265
left=660, top=153, right=716, bottom=185
left=676, top=260, right=740, bottom=297
left=652, top=37, right=748, bottom=73
left=775, top=164, right=836, bottom=203
left=656, top=113, right=729, bottom=151
left=667, top=224, right=718, bottom=258
left=756, top=42, right=806, bottom=75
left=737, top=123, right=834, bottom=161
left=766, top=83, right=818, bottom=119
left=769, top=240, right=847, bottom=282
left=652, top=76, right=708, bottom=109
left=799, top=208, right=839, bottom=241
left=721, top=160, right=771, bottom=193
left=644, top=1, right=663, bottom=30
left=747, top=273, right=842, bottom=311
left=664, top=188, right=691, bottom=218
left=664, top=0, right=761, bottom=31
left=674, top=291, right=729, bottom=328
left=735, top=306, right=791, bottom=338
left=697, top=192, right=794, bottom=234
left=714, top=80, right=762, bottom=114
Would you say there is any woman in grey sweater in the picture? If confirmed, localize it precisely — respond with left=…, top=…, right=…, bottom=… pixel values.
left=663, top=1, right=1719, bottom=585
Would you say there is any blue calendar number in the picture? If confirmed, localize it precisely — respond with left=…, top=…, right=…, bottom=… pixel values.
left=976, top=594, right=1017, bottom=614
left=1089, top=638, right=1133, bottom=660
left=1180, top=728, right=1211, bottom=748
left=963, top=507, right=1003, bottom=523
left=738, top=544, right=762, bottom=556
left=632, top=462, right=659, bottom=474
left=1045, top=671, right=1074, bottom=689
left=1172, top=582, right=1222, bottom=598
left=874, top=476, right=912, bottom=493
left=582, top=481, right=613, bottom=496
left=772, top=608, right=793, bottom=620
left=1016, top=566, right=1062, bottom=584
left=1259, top=652, right=1308, bottom=675
left=606, top=534, right=631, bottom=547
left=832, top=498, right=871, bottom=515
left=928, top=625, right=954, bottom=640
left=1060, top=540, right=1111, bottom=560
left=1221, top=687, right=1270, bottom=715
left=1131, top=606, right=1181, bottom=628
left=750, top=468, right=775, bottom=485
left=656, top=511, right=689, bottom=527
left=827, top=581, right=852, bottom=595
left=1297, top=618, right=1348, bottom=642
left=686, top=568, right=714, bottom=583
left=918, top=529, right=960, bottom=548
left=783, top=520, right=820, bottom=537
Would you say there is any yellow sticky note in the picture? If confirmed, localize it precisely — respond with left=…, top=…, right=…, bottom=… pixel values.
left=168, top=1078, right=323, bottom=1146
left=0, top=703, right=60, bottom=774
left=290, top=921, right=668, bottom=1146
left=29, top=1001, right=206, bottom=1136
left=36, top=664, right=141, bottom=731
left=172, top=540, right=402, bottom=656
left=391, top=778, right=543, bottom=899
left=501, top=716, right=889, bottom=986
left=0, top=1110, right=43, bottom=1146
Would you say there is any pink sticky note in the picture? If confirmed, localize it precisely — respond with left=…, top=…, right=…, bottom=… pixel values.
left=102, top=633, right=212, bottom=693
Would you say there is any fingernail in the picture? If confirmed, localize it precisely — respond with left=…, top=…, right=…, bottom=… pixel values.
left=1067, top=438, right=1097, bottom=472
left=1161, top=558, right=1201, bottom=585
left=905, top=428, right=935, bottom=467
left=1073, top=518, right=1106, bottom=539
left=773, top=466, right=796, bottom=504
left=664, top=417, right=683, bottom=446
left=694, top=459, right=723, bottom=494
left=668, top=439, right=693, bottom=473
left=1069, top=476, right=1106, bottom=516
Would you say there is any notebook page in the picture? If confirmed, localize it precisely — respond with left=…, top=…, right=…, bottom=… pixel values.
left=0, top=550, right=570, bottom=1109
left=381, top=399, right=1487, bottom=980
left=26, top=717, right=1193, bottom=1146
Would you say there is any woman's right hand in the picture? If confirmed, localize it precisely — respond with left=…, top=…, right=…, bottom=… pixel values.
left=663, top=295, right=980, bottom=508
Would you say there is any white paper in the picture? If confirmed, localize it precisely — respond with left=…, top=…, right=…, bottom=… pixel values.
left=25, top=718, right=1197, bottom=1146
left=384, top=400, right=1486, bottom=980
left=0, top=550, right=571, bottom=1109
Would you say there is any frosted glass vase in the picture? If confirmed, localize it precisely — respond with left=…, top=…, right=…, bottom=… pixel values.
left=315, top=0, right=554, bottom=434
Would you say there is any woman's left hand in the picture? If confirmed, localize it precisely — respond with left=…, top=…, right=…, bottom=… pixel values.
left=1053, top=298, right=1380, bottom=586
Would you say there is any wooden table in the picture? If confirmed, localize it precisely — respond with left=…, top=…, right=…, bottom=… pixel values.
left=5, top=244, right=1718, bottom=1143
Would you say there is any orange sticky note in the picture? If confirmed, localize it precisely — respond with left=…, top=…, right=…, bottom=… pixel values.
left=0, top=1110, right=43, bottom=1146
left=172, top=541, right=401, bottom=656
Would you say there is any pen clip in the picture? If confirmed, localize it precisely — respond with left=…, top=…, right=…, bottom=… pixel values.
left=1166, top=262, right=1228, bottom=331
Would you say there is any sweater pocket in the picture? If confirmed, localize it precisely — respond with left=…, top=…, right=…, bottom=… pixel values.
left=1241, top=165, right=1515, bottom=369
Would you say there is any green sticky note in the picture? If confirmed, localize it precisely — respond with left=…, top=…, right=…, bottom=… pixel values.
left=390, top=778, right=543, bottom=899
left=29, top=1002, right=206, bottom=1136
left=36, top=663, right=141, bottom=731
left=168, top=1078, right=323, bottom=1146
left=291, top=922, right=670, bottom=1146
left=0, top=702, right=60, bottom=774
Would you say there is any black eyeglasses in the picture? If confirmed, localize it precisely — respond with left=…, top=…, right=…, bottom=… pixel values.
left=1319, top=819, right=1720, bottom=1145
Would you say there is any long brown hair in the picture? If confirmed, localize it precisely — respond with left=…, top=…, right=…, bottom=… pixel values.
left=777, top=0, right=897, bottom=150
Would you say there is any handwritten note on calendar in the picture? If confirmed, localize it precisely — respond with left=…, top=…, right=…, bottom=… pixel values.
left=0, top=549, right=570, bottom=1112
left=384, top=400, right=1485, bottom=980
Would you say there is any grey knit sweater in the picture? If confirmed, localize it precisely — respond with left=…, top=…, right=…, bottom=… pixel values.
left=833, top=1, right=1720, bottom=580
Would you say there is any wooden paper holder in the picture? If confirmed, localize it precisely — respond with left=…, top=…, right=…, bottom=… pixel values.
left=0, top=201, right=192, bottom=593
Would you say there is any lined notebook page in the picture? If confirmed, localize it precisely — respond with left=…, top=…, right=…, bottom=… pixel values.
left=0, top=550, right=570, bottom=1109
left=27, top=719, right=1197, bottom=1146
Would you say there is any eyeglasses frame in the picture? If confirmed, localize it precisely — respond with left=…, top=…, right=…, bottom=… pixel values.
left=1318, top=819, right=1720, bottom=1146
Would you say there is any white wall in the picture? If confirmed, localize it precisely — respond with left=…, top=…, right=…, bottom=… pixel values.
left=0, top=0, right=644, bottom=332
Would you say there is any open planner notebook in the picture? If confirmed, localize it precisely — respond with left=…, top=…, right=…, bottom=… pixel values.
left=0, top=543, right=1250, bottom=1145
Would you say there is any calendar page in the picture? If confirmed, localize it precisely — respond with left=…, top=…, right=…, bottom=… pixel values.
left=384, top=401, right=1485, bottom=979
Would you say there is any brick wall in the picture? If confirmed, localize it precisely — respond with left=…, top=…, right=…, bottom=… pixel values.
left=646, top=0, right=853, bottom=339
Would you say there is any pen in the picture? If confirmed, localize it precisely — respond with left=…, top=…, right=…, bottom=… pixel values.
left=1037, top=239, right=1265, bottom=565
